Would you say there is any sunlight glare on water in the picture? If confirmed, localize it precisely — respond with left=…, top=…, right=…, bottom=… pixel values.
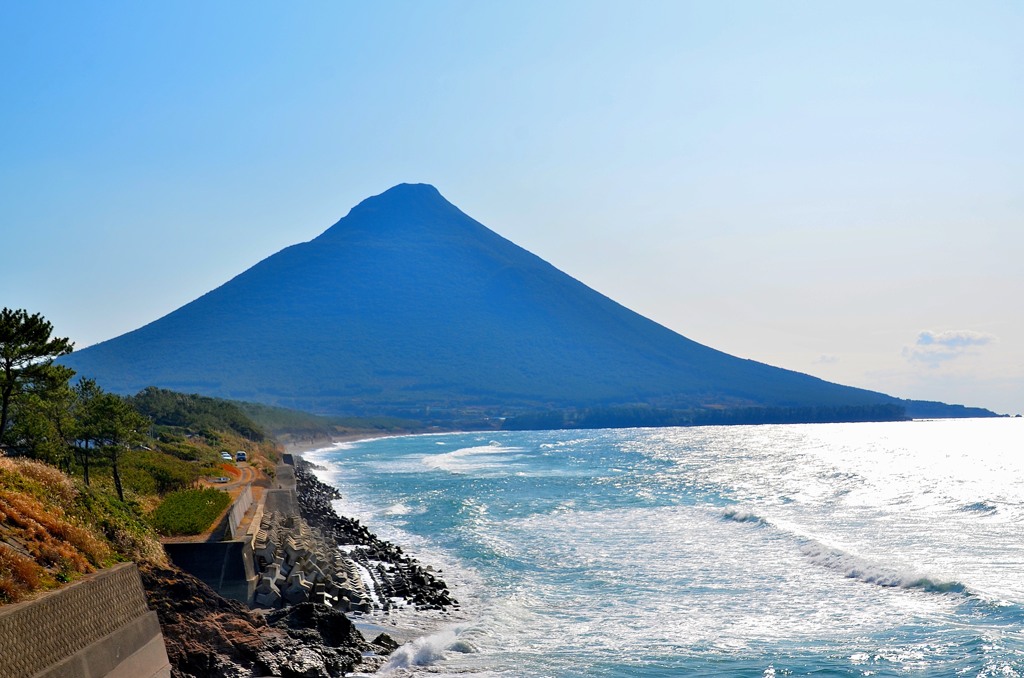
left=309, top=418, right=1024, bottom=677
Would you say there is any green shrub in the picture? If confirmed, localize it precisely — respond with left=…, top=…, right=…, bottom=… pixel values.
left=149, top=488, right=231, bottom=536
left=121, top=449, right=200, bottom=495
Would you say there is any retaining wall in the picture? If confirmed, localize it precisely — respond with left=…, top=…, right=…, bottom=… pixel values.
left=226, top=484, right=254, bottom=540
left=163, top=540, right=257, bottom=605
left=0, top=563, right=170, bottom=678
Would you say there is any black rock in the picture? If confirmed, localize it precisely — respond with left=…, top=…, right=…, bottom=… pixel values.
left=292, top=459, right=457, bottom=611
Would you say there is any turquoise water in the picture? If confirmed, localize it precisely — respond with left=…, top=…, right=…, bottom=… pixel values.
left=307, top=419, right=1024, bottom=677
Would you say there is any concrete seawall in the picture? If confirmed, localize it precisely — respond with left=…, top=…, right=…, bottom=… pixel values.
left=0, top=563, right=170, bottom=678
left=163, top=540, right=257, bottom=604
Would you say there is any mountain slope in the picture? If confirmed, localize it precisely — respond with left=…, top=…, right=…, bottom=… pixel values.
left=62, top=184, right=991, bottom=420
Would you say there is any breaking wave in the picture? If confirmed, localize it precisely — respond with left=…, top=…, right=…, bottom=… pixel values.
left=800, top=541, right=969, bottom=595
left=378, top=628, right=477, bottom=673
left=383, top=502, right=425, bottom=516
left=722, top=507, right=770, bottom=526
left=720, top=506, right=971, bottom=596
left=422, top=445, right=524, bottom=475
left=959, top=501, right=998, bottom=515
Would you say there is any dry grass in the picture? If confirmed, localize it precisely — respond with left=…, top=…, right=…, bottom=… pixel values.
left=0, top=457, right=148, bottom=602
left=0, top=543, right=44, bottom=603
left=0, top=491, right=109, bottom=569
left=0, top=458, right=77, bottom=505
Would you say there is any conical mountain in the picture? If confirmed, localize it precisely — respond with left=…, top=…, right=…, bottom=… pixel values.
left=62, top=184, right=984, bottom=420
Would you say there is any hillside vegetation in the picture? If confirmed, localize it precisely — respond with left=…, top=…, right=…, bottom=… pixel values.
left=0, top=456, right=165, bottom=602
left=0, top=311, right=284, bottom=600
left=0, top=309, right=400, bottom=675
left=132, top=387, right=267, bottom=442
left=0, top=389, right=275, bottom=602
left=236, top=400, right=421, bottom=441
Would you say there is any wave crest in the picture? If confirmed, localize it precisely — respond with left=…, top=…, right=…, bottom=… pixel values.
left=722, top=507, right=770, bottom=526
left=422, top=445, right=524, bottom=475
left=383, top=502, right=425, bottom=516
left=800, top=542, right=968, bottom=594
left=959, top=501, right=998, bottom=515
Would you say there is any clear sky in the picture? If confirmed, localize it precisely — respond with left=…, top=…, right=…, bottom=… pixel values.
left=2, top=1, right=1021, bottom=414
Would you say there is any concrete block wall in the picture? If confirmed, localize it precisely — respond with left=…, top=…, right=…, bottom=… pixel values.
left=0, top=563, right=170, bottom=678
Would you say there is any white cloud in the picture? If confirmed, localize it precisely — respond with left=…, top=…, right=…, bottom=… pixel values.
left=814, top=354, right=840, bottom=364
left=903, top=330, right=995, bottom=367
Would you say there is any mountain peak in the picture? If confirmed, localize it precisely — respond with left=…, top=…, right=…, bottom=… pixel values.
left=314, top=183, right=469, bottom=242
left=378, top=182, right=443, bottom=198
left=358, top=182, right=446, bottom=207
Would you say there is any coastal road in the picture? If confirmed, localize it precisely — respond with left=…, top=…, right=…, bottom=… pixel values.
left=225, top=462, right=258, bottom=490
left=203, top=462, right=258, bottom=491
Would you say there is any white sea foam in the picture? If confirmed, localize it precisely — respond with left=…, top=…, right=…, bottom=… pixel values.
left=378, top=628, right=477, bottom=673
left=350, top=558, right=384, bottom=608
left=303, top=440, right=356, bottom=460
left=383, top=502, right=424, bottom=516
left=538, top=438, right=589, bottom=450
left=421, top=445, right=525, bottom=475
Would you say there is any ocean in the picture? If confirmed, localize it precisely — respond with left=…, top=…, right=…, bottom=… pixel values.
left=305, top=418, right=1024, bottom=677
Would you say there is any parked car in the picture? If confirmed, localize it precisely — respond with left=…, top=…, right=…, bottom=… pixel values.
left=235, top=451, right=247, bottom=462
left=212, top=476, right=230, bottom=484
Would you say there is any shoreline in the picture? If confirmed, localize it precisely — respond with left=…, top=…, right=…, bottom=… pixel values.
left=283, top=427, right=472, bottom=457
left=284, top=431, right=475, bottom=659
left=286, top=437, right=469, bottom=650
left=282, top=431, right=399, bottom=456
left=288, top=453, right=459, bottom=610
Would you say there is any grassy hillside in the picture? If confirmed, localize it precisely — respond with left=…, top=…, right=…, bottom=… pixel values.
left=78, top=407, right=276, bottom=503
left=131, top=387, right=266, bottom=441
left=0, top=359, right=385, bottom=675
left=0, top=387, right=284, bottom=603
left=0, top=456, right=165, bottom=602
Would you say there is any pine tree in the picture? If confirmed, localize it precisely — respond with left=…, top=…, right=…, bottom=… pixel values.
left=0, top=308, right=74, bottom=453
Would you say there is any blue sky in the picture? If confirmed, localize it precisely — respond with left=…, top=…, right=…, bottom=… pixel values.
left=2, top=1, right=1021, bottom=414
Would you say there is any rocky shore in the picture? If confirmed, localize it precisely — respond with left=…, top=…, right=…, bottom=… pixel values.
left=141, top=564, right=397, bottom=677
left=144, top=453, right=454, bottom=677
left=293, top=457, right=457, bottom=612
